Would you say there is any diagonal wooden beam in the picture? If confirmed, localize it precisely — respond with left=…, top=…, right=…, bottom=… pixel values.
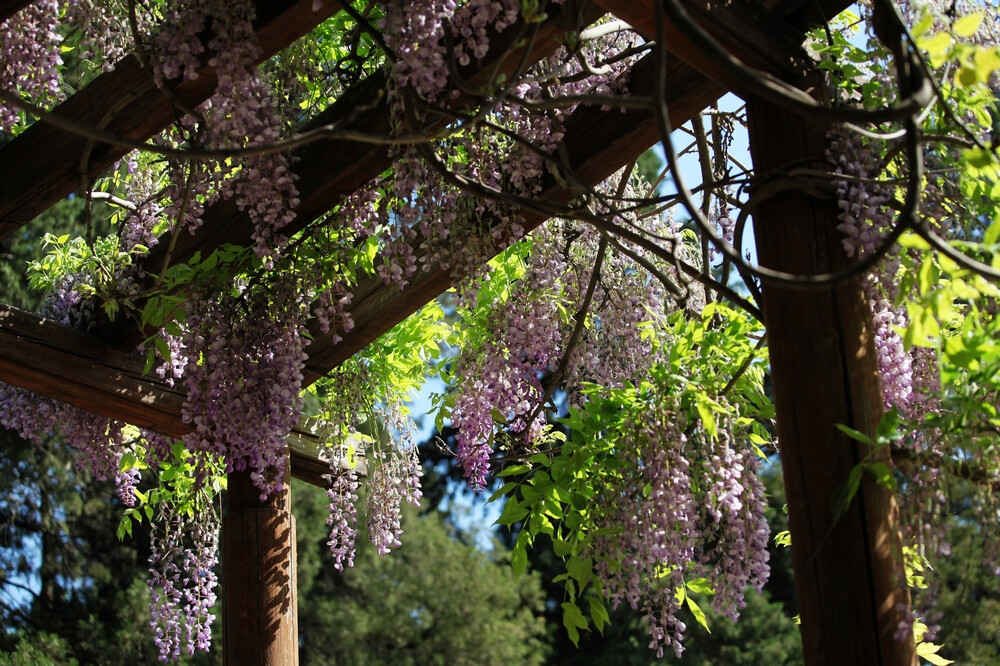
left=0, top=52, right=722, bottom=486
left=0, top=0, right=848, bottom=480
left=302, top=52, right=723, bottom=382
left=0, top=0, right=31, bottom=24
left=95, top=3, right=608, bottom=348
left=595, top=0, right=812, bottom=92
left=0, top=0, right=342, bottom=242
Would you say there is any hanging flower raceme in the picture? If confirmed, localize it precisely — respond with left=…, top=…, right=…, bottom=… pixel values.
left=0, top=0, right=62, bottom=133
left=448, top=177, right=686, bottom=489
left=147, top=500, right=220, bottom=662
left=152, top=0, right=299, bottom=264
left=587, top=400, right=770, bottom=659
left=180, top=279, right=308, bottom=500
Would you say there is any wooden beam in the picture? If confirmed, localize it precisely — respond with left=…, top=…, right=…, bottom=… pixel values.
left=303, top=52, right=723, bottom=380
left=747, top=90, right=915, bottom=665
left=0, top=303, right=188, bottom=436
left=223, top=463, right=298, bottom=665
left=0, top=303, right=332, bottom=487
left=595, top=0, right=813, bottom=92
left=0, top=0, right=342, bottom=241
left=0, top=0, right=31, bottom=24
left=96, top=3, right=609, bottom=348
left=0, top=55, right=718, bottom=485
left=0, top=46, right=720, bottom=463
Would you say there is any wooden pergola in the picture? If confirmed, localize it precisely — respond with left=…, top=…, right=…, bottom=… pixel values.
left=0, top=1, right=915, bottom=663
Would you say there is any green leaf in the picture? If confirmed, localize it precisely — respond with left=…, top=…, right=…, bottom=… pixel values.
left=831, top=464, right=865, bottom=521
left=695, top=397, right=717, bottom=437
left=497, top=464, right=530, bottom=479
left=200, top=250, right=219, bottom=273
left=562, top=602, right=589, bottom=631
left=552, top=536, right=574, bottom=557
left=685, top=578, right=715, bottom=595
left=589, top=597, right=610, bottom=634
left=918, top=258, right=939, bottom=296
left=916, top=641, right=954, bottom=665
left=488, top=482, right=518, bottom=503
left=154, top=336, right=171, bottom=364
left=142, top=347, right=157, bottom=376
left=566, top=555, right=591, bottom=584
left=875, top=407, right=901, bottom=443
left=864, top=461, right=898, bottom=491
left=985, top=218, right=1000, bottom=246
left=835, top=423, right=876, bottom=447
left=952, top=12, right=983, bottom=37
left=685, top=595, right=711, bottom=633
left=529, top=512, right=553, bottom=537
left=495, top=499, right=528, bottom=526
left=511, top=544, right=528, bottom=577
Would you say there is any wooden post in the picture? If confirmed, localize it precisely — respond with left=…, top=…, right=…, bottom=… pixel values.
left=223, top=462, right=298, bottom=665
left=747, top=94, right=915, bottom=665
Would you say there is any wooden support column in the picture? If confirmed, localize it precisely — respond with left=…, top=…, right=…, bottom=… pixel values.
left=747, top=95, right=915, bottom=665
left=223, top=463, right=298, bottom=665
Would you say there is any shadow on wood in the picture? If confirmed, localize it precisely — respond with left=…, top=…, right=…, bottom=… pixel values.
left=223, top=464, right=298, bottom=665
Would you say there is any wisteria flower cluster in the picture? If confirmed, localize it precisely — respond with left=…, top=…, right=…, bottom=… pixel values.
left=588, top=400, right=770, bottom=658
left=0, top=0, right=62, bottom=133
left=152, top=0, right=299, bottom=264
left=312, top=357, right=425, bottom=568
left=147, top=501, right=220, bottom=662
left=449, top=175, right=687, bottom=488
left=180, top=280, right=308, bottom=500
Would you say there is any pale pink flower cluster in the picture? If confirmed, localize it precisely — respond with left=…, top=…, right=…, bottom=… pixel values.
left=147, top=505, right=219, bottom=662
left=153, top=0, right=299, bottom=263
left=179, top=281, right=308, bottom=500
left=0, top=0, right=62, bottom=133
left=449, top=175, right=679, bottom=488
left=590, top=405, right=770, bottom=658
left=325, top=465, right=360, bottom=570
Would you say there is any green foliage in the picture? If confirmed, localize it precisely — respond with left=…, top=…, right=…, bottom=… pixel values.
left=116, top=439, right=226, bottom=541
left=0, top=428, right=173, bottom=665
left=659, top=588, right=803, bottom=666
left=492, top=303, right=772, bottom=644
left=0, top=632, right=77, bottom=666
left=930, top=495, right=1000, bottom=664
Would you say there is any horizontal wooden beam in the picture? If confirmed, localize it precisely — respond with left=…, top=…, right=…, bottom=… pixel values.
left=0, top=304, right=188, bottom=436
left=0, top=304, right=333, bottom=487
left=0, top=0, right=342, bottom=241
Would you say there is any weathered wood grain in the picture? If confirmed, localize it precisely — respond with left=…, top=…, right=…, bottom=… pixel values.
left=748, top=88, right=915, bottom=666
